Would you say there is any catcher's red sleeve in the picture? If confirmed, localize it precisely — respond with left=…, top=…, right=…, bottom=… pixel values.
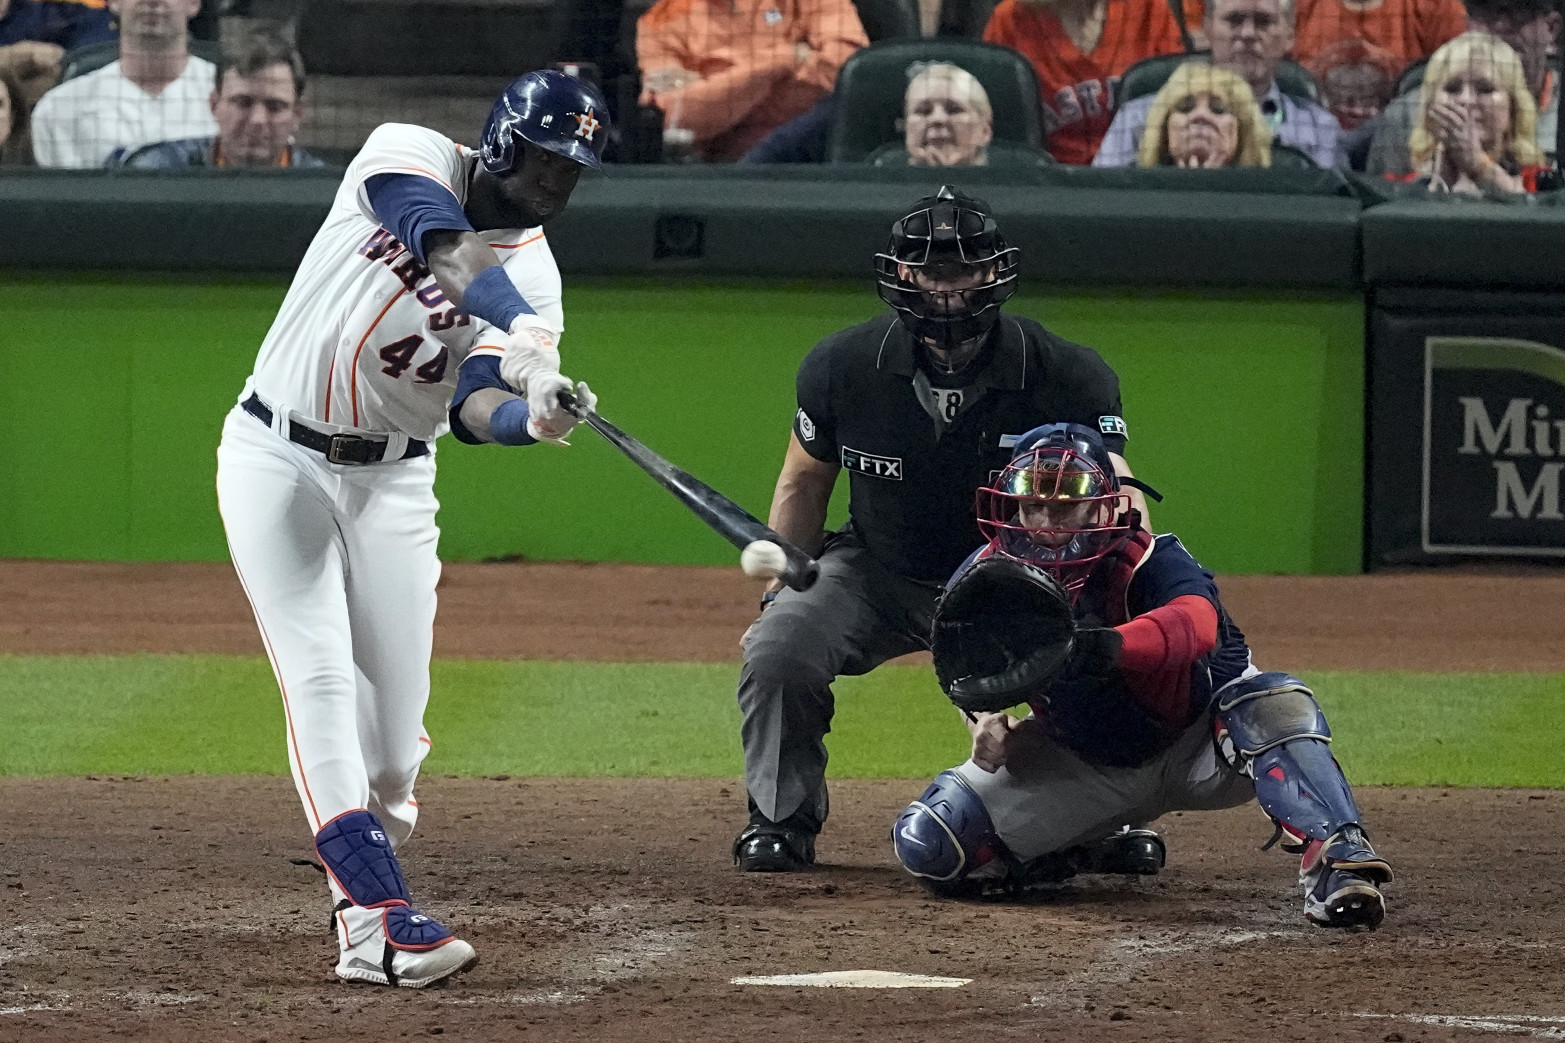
left=1113, top=595, right=1219, bottom=729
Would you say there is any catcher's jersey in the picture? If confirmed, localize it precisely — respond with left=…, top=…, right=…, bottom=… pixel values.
left=242, top=122, right=564, bottom=443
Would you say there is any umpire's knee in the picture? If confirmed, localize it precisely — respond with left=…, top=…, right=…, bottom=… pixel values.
left=742, top=604, right=836, bottom=689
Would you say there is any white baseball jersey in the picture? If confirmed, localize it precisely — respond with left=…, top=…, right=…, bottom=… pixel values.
left=243, top=122, right=564, bottom=444
left=31, top=57, right=217, bottom=168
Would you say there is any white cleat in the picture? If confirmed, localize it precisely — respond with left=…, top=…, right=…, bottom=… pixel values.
left=333, top=901, right=478, bottom=988
left=335, top=937, right=478, bottom=988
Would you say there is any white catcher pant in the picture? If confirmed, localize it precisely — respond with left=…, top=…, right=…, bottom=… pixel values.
left=955, top=709, right=1258, bottom=861
left=217, top=407, right=440, bottom=850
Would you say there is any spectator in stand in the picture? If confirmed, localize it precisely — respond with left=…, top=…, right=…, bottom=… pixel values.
left=1367, top=0, right=1558, bottom=173
left=1136, top=62, right=1273, bottom=164
left=1290, top=0, right=1466, bottom=81
left=117, top=31, right=323, bottom=168
left=636, top=0, right=867, bottom=162
left=0, top=0, right=116, bottom=110
left=0, top=66, right=32, bottom=162
left=1095, top=0, right=1340, bottom=166
left=30, top=0, right=213, bottom=166
left=1306, top=37, right=1402, bottom=134
left=1396, top=31, right=1544, bottom=191
left=985, top=0, right=1189, bottom=164
left=876, top=61, right=995, bottom=166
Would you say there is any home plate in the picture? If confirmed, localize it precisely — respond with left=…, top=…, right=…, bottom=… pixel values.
left=731, top=971, right=971, bottom=989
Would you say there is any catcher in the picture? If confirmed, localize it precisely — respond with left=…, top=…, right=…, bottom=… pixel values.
left=892, top=423, right=1394, bottom=928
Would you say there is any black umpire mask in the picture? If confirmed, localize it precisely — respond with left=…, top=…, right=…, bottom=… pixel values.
left=875, top=186, right=1020, bottom=364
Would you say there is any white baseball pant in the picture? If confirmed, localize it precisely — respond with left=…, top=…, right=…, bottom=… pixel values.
left=216, top=407, right=440, bottom=849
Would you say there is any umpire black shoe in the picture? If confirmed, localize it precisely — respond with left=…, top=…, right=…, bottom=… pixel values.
left=1073, top=828, right=1167, bottom=876
left=733, top=823, right=816, bottom=872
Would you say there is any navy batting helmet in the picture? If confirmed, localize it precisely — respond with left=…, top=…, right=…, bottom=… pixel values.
left=480, top=70, right=611, bottom=176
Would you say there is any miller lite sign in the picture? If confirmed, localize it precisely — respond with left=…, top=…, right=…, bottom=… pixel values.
left=1422, top=336, right=1565, bottom=557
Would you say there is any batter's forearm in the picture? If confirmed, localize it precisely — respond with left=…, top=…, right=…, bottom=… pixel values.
left=456, top=387, right=517, bottom=444
left=424, top=230, right=505, bottom=307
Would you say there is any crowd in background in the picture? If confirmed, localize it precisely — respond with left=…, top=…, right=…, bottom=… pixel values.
left=0, top=0, right=1557, bottom=195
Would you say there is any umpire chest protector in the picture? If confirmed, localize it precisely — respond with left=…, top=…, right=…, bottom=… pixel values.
left=792, top=313, right=1126, bottom=583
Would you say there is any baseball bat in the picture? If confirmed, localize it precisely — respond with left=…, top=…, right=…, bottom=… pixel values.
left=557, top=393, right=820, bottom=592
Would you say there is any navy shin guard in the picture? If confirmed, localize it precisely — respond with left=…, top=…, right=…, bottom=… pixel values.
left=315, top=809, right=456, bottom=953
left=315, top=809, right=411, bottom=908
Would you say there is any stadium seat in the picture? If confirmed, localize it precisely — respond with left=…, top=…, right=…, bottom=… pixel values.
left=826, top=38, right=1044, bottom=162
left=1268, top=142, right=1318, bottom=169
left=853, top=0, right=923, bottom=41
left=1116, top=50, right=1322, bottom=106
left=60, top=38, right=223, bottom=84
left=936, top=0, right=1002, bottom=37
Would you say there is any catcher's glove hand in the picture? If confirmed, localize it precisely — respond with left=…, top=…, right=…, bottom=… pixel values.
left=930, top=554, right=1077, bottom=715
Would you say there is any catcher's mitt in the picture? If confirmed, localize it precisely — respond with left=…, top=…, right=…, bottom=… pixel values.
left=930, top=554, right=1077, bottom=715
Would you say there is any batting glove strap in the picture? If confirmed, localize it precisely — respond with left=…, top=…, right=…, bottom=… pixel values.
left=314, top=809, right=412, bottom=909
left=383, top=905, right=456, bottom=952
left=759, top=589, right=779, bottom=612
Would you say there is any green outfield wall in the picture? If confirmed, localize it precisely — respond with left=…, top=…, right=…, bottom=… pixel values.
left=0, top=274, right=1361, bottom=574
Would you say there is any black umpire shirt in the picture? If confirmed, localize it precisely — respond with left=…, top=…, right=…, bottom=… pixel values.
left=793, top=312, right=1127, bottom=584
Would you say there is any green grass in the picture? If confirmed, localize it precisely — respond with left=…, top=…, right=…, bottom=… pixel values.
left=0, top=654, right=1561, bottom=787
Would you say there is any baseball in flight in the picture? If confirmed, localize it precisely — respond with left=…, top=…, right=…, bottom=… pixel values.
left=740, top=540, right=788, bottom=579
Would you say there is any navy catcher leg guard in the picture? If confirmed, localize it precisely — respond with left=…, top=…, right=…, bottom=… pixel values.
left=1215, top=673, right=1365, bottom=844
left=1214, top=673, right=1393, bottom=927
left=893, top=771, right=1010, bottom=897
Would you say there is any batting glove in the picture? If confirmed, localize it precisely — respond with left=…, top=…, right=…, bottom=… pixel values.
left=498, top=322, right=562, bottom=394
left=525, top=379, right=595, bottom=445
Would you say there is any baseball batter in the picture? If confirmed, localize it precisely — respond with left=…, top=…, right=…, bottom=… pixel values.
left=896, top=424, right=1394, bottom=928
left=216, top=70, right=610, bottom=987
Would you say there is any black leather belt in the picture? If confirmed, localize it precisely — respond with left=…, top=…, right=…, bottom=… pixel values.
left=242, top=393, right=429, bottom=465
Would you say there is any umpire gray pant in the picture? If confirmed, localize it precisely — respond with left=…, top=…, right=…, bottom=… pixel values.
left=738, top=532, right=942, bottom=830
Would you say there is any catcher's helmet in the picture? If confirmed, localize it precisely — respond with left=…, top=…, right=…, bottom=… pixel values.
left=976, top=423, right=1133, bottom=595
left=480, top=70, right=611, bottom=176
left=874, top=186, right=1020, bottom=348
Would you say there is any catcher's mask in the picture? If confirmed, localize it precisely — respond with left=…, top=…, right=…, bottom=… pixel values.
left=874, top=186, right=1020, bottom=369
left=976, top=423, right=1132, bottom=596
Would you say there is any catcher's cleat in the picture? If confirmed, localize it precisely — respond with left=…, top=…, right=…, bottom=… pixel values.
left=733, top=822, right=816, bottom=872
left=1300, top=825, right=1393, bottom=929
left=1073, top=827, right=1166, bottom=876
left=333, top=902, right=478, bottom=988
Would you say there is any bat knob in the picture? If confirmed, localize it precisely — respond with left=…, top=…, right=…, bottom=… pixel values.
left=557, top=390, right=588, bottom=419
left=785, top=557, right=821, bottom=592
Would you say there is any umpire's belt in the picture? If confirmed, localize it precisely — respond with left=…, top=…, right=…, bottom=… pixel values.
left=242, top=393, right=429, bottom=465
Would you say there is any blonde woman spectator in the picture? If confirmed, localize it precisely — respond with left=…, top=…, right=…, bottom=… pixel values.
left=1368, top=0, right=1560, bottom=175
left=636, top=0, right=868, bottom=162
left=1399, top=31, right=1545, bottom=192
left=1136, top=63, right=1272, bottom=165
left=1096, top=0, right=1340, bottom=167
left=903, top=61, right=994, bottom=166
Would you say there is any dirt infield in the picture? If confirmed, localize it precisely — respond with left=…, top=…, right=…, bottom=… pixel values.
left=3, top=561, right=1565, bottom=1042
left=3, top=559, right=1564, bottom=670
